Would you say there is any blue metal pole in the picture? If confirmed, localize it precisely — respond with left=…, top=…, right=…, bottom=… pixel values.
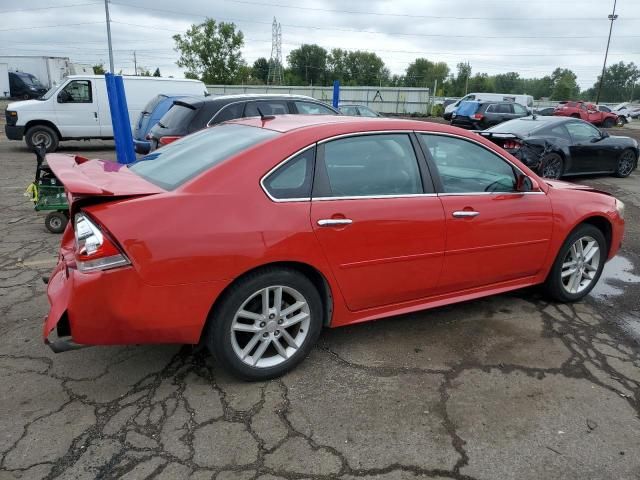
left=332, top=80, right=340, bottom=108
left=104, top=73, right=136, bottom=164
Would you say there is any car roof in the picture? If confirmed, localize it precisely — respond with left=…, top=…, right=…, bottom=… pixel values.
left=225, top=114, right=452, bottom=134
left=176, top=93, right=331, bottom=108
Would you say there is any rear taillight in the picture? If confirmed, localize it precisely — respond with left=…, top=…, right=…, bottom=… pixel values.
left=158, top=136, right=181, bottom=146
left=503, top=140, right=521, bottom=150
left=74, top=213, right=130, bottom=272
left=473, top=113, right=484, bottom=120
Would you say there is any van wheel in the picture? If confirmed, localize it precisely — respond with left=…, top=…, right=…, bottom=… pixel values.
left=26, top=125, right=59, bottom=153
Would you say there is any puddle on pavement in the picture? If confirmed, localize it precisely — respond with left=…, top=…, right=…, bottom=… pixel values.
left=590, top=256, right=640, bottom=300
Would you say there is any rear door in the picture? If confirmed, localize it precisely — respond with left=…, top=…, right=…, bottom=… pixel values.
left=310, top=132, right=446, bottom=311
left=55, top=79, right=99, bottom=137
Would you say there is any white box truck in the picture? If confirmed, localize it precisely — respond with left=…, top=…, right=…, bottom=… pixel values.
left=0, top=56, right=81, bottom=90
left=5, top=75, right=208, bottom=152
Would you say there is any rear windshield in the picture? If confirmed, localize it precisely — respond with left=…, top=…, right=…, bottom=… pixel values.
left=486, top=118, right=544, bottom=136
left=128, top=124, right=278, bottom=190
left=142, top=95, right=166, bottom=114
left=456, top=101, right=480, bottom=116
left=158, top=103, right=197, bottom=129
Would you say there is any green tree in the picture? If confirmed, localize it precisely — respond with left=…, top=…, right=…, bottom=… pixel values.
left=287, top=44, right=328, bottom=85
left=153, top=68, right=161, bottom=77
left=404, top=58, right=449, bottom=88
left=588, top=62, right=640, bottom=102
left=327, top=49, right=389, bottom=86
left=493, top=72, right=521, bottom=93
left=252, top=57, right=269, bottom=84
left=549, top=68, right=579, bottom=100
left=92, top=63, right=105, bottom=74
left=467, top=73, right=495, bottom=94
left=173, top=18, right=245, bottom=84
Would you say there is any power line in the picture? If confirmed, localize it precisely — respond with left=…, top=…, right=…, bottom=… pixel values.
left=0, top=21, right=104, bottom=32
left=0, top=2, right=101, bottom=14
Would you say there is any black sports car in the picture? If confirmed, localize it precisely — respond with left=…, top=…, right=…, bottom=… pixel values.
left=479, top=116, right=638, bottom=179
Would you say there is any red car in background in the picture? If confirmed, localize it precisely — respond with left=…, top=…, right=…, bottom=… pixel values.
left=43, top=116, right=625, bottom=380
left=554, top=101, right=619, bottom=128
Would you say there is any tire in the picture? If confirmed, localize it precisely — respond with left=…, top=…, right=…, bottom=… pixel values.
left=544, top=224, right=606, bottom=302
left=206, top=267, right=323, bottom=381
left=618, top=116, right=628, bottom=126
left=45, top=211, right=68, bottom=234
left=539, top=153, right=564, bottom=179
left=570, top=113, right=580, bottom=118
left=614, top=149, right=637, bottom=178
left=602, top=118, right=615, bottom=128
left=25, top=125, right=59, bottom=153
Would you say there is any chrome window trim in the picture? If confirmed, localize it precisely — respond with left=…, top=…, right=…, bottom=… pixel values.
left=415, top=130, right=547, bottom=195
left=207, top=100, right=249, bottom=127
left=313, top=193, right=438, bottom=201
left=260, top=144, right=316, bottom=203
left=317, top=130, right=415, bottom=144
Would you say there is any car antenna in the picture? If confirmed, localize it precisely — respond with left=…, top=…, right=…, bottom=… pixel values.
left=256, top=106, right=275, bottom=121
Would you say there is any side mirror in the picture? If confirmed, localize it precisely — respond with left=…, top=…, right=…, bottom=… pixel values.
left=516, top=174, right=539, bottom=192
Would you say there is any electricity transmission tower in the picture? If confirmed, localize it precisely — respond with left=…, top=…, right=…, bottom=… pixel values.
left=267, top=17, right=283, bottom=85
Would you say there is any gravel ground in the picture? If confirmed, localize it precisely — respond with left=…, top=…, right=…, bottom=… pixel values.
left=0, top=119, right=639, bottom=480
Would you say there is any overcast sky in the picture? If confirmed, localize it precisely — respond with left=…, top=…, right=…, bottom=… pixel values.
left=1, top=0, right=638, bottom=89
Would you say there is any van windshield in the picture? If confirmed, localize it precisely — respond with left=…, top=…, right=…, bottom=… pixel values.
left=16, top=72, right=43, bottom=87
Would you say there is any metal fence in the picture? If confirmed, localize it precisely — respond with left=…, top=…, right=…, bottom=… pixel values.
left=206, top=85, right=431, bottom=114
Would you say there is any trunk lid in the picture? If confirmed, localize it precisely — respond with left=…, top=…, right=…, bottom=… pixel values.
left=46, top=154, right=165, bottom=211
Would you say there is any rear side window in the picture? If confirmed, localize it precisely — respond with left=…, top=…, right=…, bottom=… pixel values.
left=318, top=134, right=422, bottom=197
left=159, top=104, right=196, bottom=129
left=129, top=124, right=278, bottom=190
left=212, top=102, right=245, bottom=124
left=495, top=103, right=513, bottom=114
left=340, top=106, right=359, bottom=116
left=245, top=101, right=288, bottom=116
left=263, top=147, right=315, bottom=200
left=294, top=101, right=336, bottom=115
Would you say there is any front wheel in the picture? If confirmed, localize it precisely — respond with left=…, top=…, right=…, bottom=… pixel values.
left=207, top=268, right=323, bottom=381
left=544, top=224, right=606, bottom=302
left=25, top=125, right=59, bottom=153
left=539, top=153, right=564, bottom=179
left=614, top=149, right=637, bottom=178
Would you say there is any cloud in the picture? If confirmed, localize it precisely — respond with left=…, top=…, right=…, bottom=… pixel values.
left=0, top=0, right=637, bottom=89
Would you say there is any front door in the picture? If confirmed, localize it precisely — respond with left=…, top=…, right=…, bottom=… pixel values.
left=565, top=121, right=607, bottom=173
left=310, top=133, right=446, bottom=311
left=418, top=133, right=552, bottom=293
left=55, top=79, right=99, bottom=137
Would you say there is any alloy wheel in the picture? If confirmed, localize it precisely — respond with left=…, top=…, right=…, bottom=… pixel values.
left=230, top=285, right=310, bottom=368
left=561, top=236, right=600, bottom=294
left=542, top=156, right=562, bottom=179
left=618, top=151, right=635, bottom=177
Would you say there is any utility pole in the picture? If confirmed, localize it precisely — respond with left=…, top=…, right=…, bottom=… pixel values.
left=133, top=51, right=137, bottom=76
left=596, top=0, right=618, bottom=104
left=104, top=0, right=114, bottom=73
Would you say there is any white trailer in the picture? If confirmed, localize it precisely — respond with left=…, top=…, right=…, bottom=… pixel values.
left=0, top=56, right=79, bottom=89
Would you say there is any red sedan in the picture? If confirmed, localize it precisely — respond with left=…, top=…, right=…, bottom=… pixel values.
left=44, top=115, right=625, bottom=380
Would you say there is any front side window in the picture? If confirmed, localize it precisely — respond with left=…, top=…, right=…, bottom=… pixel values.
left=421, top=134, right=517, bottom=193
left=59, top=80, right=92, bottom=103
left=129, top=124, right=278, bottom=190
left=294, top=101, right=336, bottom=115
left=496, top=103, right=513, bottom=114
left=340, top=106, right=358, bottom=116
left=263, top=147, right=315, bottom=200
left=513, top=103, right=527, bottom=114
left=319, top=134, right=422, bottom=197
left=358, top=106, right=379, bottom=117
left=543, top=124, right=571, bottom=140
left=565, top=121, right=600, bottom=142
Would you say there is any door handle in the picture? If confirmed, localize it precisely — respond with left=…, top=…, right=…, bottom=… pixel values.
left=452, top=211, right=479, bottom=218
left=317, top=218, right=353, bottom=227
left=94, top=112, right=98, bottom=119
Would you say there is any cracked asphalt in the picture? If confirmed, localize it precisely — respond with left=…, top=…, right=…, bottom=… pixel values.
left=1, top=124, right=639, bottom=480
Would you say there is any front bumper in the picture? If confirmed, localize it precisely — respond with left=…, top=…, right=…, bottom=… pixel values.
left=44, top=246, right=228, bottom=350
left=4, top=124, right=24, bottom=140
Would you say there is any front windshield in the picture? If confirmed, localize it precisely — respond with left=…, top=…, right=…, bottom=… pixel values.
left=40, top=84, right=62, bottom=101
left=17, top=73, right=43, bottom=87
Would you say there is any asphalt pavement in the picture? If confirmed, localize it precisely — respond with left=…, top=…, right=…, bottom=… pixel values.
left=0, top=127, right=639, bottom=480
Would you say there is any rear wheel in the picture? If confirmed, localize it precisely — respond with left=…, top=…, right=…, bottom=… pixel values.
left=539, top=153, right=564, bottom=179
left=25, top=125, right=59, bottom=153
left=602, top=118, right=615, bottom=128
left=544, top=224, right=606, bottom=302
left=207, top=267, right=323, bottom=380
left=614, top=149, right=637, bottom=178
left=45, top=211, right=68, bottom=234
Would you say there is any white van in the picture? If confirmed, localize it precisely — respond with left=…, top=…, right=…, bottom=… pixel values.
left=444, top=92, right=534, bottom=118
left=4, top=75, right=207, bottom=152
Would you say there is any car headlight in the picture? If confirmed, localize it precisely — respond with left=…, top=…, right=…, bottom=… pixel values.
left=615, top=198, right=625, bottom=220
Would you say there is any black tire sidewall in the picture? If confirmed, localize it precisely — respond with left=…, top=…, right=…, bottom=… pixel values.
left=545, top=224, right=607, bottom=302
left=45, top=212, right=68, bottom=234
left=540, top=153, right=563, bottom=179
left=208, top=268, right=323, bottom=381
left=26, top=126, right=59, bottom=153
left=603, top=119, right=615, bottom=128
